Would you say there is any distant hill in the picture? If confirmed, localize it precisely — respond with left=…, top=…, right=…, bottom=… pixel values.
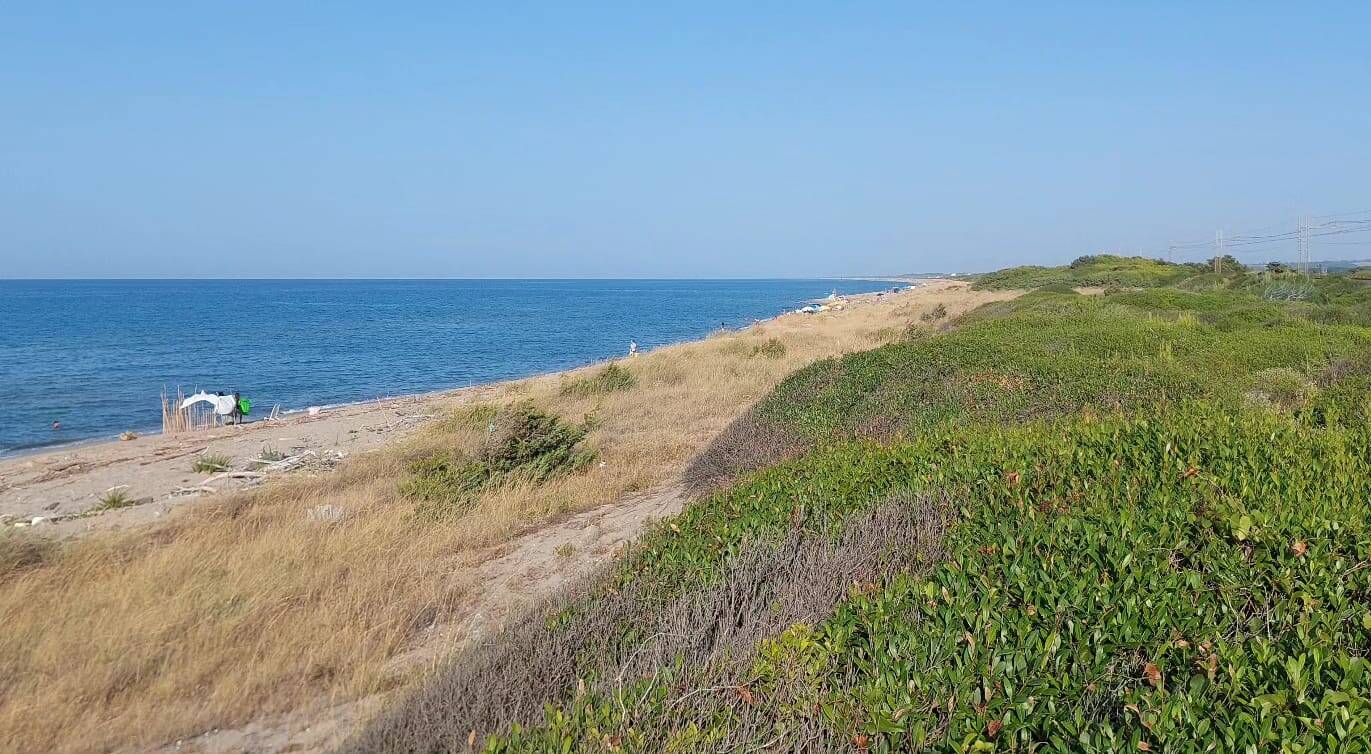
left=971, top=254, right=1199, bottom=290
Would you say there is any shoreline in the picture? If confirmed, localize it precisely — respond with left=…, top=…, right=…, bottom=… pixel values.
left=2, top=279, right=907, bottom=461
left=0, top=282, right=929, bottom=535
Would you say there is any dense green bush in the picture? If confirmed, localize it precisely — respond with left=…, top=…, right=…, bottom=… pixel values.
left=364, top=408, right=1371, bottom=752
left=973, top=255, right=1197, bottom=291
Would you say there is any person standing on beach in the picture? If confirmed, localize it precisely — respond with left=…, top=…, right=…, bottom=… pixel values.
left=628, top=340, right=639, bottom=357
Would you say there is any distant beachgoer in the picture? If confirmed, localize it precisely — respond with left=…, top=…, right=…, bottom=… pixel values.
left=628, top=340, right=639, bottom=357
left=51, top=421, right=61, bottom=430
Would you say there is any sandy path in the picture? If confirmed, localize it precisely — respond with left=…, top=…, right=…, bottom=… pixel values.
left=165, top=485, right=687, bottom=754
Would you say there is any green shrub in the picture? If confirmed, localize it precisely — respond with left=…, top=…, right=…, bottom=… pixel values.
left=403, top=405, right=598, bottom=516
left=560, top=363, right=636, bottom=397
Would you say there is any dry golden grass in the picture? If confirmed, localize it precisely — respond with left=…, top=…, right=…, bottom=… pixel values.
left=161, top=386, right=216, bottom=433
left=0, top=282, right=1013, bottom=753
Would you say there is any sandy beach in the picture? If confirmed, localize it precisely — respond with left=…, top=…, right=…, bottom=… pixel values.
left=0, top=280, right=934, bottom=539
left=0, top=382, right=508, bottom=536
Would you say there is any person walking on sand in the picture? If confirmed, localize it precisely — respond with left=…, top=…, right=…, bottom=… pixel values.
left=628, top=340, right=639, bottom=357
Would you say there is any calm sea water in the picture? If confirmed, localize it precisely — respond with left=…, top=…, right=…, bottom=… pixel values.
left=0, top=279, right=895, bottom=455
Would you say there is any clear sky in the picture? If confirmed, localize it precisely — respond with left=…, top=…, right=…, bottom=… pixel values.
left=3, top=2, right=1368, bottom=278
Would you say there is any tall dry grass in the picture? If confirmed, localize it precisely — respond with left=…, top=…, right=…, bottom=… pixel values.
left=161, top=386, right=216, bottom=433
left=0, top=283, right=1014, bottom=753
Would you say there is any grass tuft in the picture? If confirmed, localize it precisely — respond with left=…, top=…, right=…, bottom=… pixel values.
left=0, top=531, right=56, bottom=583
left=257, top=446, right=288, bottom=462
left=97, top=489, right=135, bottom=510
left=749, top=337, right=787, bottom=359
left=559, top=363, right=636, bottom=397
left=191, top=453, right=231, bottom=473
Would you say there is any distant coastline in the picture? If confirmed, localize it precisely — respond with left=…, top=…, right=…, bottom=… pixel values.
left=1, top=278, right=898, bottom=456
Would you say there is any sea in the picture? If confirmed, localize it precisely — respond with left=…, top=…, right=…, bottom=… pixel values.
left=0, top=279, right=898, bottom=456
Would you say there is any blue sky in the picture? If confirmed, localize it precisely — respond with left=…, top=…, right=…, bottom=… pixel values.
left=2, top=2, right=1368, bottom=278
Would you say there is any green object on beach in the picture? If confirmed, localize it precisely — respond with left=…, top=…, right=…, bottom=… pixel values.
left=237, top=398, right=251, bottom=416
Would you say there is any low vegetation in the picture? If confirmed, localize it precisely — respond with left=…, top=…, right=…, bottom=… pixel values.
left=920, top=302, right=947, bottom=322
left=560, top=362, right=636, bottom=397
left=191, top=452, right=231, bottom=473
left=750, top=337, right=787, bottom=359
left=0, top=531, right=54, bottom=583
left=403, top=405, right=598, bottom=516
left=355, top=272, right=1371, bottom=752
left=257, top=445, right=289, bottom=462
left=694, top=283, right=1371, bottom=487
left=972, top=254, right=1200, bottom=291
left=358, top=407, right=1371, bottom=752
left=96, top=488, right=135, bottom=510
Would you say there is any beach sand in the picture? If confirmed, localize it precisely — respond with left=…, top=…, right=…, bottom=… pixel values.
left=0, top=382, right=509, bottom=537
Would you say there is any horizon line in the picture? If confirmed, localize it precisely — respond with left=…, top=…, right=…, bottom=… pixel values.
left=0, top=274, right=955, bottom=282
